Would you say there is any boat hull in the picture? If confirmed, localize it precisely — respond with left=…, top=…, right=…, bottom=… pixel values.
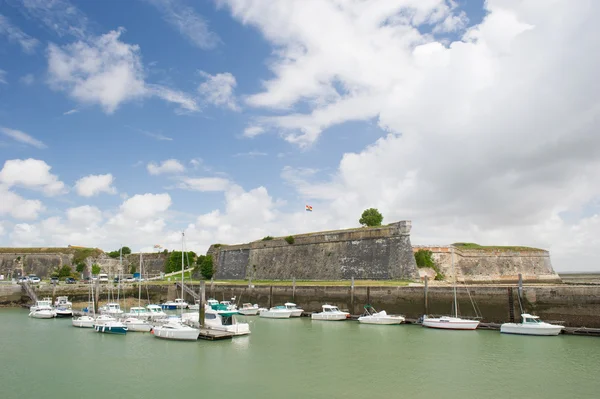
left=29, top=310, right=55, bottom=319
left=260, top=310, right=292, bottom=319
left=358, top=316, right=405, bottom=325
left=55, top=310, right=73, bottom=318
left=72, top=317, right=95, bottom=328
left=124, top=318, right=152, bottom=332
left=94, top=323, right=128, bottom=334
left=152, top=327, right=199, bottom=341
left=311, top=313, right=349, bottom=321
left=289, top=309, right=303, bottom=317
left=238, top=308, right=259, bottom=316
left=500, top=323, right=564, bottom=336
left=160, top=304, right=177, bottom=310
left=422, top=317, right=479, bottom=330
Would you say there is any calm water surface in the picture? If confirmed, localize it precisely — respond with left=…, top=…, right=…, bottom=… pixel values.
left=1, top=308, right=599, bottom=399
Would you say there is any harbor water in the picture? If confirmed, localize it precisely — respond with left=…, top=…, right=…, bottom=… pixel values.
left=1, top=308, right=599, bottom=399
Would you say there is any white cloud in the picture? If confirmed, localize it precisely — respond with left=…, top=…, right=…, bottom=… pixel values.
left=63, top=109, right=78, bottom=115
left=66, top=205, right=103, bottom=226
left=243, top=125, right=265, bottom=138
left=20, top=73, right=34, bottom=85
left=143, top=0, right=219, bottom=49
left=233, top=151, right=268, bottom=158
left=15, top=0, right=89, bottom=39
left=177, top=177, right=230, bottom=192
left=0, top=158, right=65, bottom=196
left=197, top=71, right=239, bottom=111
left=137, top=128, right=173, bottom=141
left=74, top=174, right=117, bottom=197
left=0, top=13, right=39, bottom=53
left=147, top=159, right=185, bottom=175
left=0, top=127, right=46, bottom=149
left=47, top=28, right=198, bottom=114
left=0, top=70, right=6, bottom=84
left=118, top=193, right=172, bottom=220
left=0, top=186, right=44, bottom=220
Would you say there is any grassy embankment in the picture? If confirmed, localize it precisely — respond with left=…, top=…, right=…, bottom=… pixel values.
left=452, top=243, right=544, bottom=251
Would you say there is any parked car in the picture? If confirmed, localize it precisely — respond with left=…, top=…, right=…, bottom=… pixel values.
left=65, top=277, right=76, bottom=284
left=50, top=277, right=59, bottom=284
left=125, top=277, right=136, bottom=282
left=29, top=276, right=41, bottom=284
left=17, top=276, right=29, bottom=284
left=113, top=276, right=120, bottom=283
left=98, top=273, right=109, bottom=283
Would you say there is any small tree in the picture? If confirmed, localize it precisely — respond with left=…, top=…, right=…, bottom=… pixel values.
left=91, top=264, right=101, bottom=275
left=414, top=249, right=444, bottom=280
left=121, top=246, right=132, bottom=255
left=285, top=235, right=295, bottom=245
left=129, top=264, right=136, bottom=274
left=200, top=255, right=214, bottom=280
left=58, top=265, right=72, bottom=279
left=75, top=262, right=86, bottom=273
left=359, top=208, right=383, bottom=227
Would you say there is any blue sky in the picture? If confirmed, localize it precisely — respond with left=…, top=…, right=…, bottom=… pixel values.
left=1, top=0, right=599, bottom=271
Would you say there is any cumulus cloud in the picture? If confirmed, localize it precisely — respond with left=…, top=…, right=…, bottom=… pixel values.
left=74, top=174, right=117, bottom=197
left=147, top=159, right=185, bottom=175
left=117, top=193, right=172, bottom=220
left=197, top=71, right=239, bottom=111
left=0, top=186, right=44, bottom=220
left=0, top=127, right=46, bottom=148
left=0, top=158, right=65, bottom=196
left=47, top=28, right=198, bottom=114
left=243, top=125, right=265, bottom=138
left=0, top=13, right=39, bottom=53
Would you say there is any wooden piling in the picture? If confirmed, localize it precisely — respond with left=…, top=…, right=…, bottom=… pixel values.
left=269, top=285, right=273, bottom=308
left=199, top=280, right=205, bottom=328
left=292, top=277, right=296, bottom=300
left=94, top=281, right=100, bottom=314
left=350, top=277, right=355, bottom=314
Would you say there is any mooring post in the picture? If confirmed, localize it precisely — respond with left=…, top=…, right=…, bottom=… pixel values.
left=51, top=283, right=56, bottom=307
left=424, top=276, right=429, bottom=316
left=518, top=273, right=523, bottom=302
left=199, top=280, right=205, bottom=328
left=350, top=277, right=355, bottom=314
left=292, top=277, right=296, bottom=300
left=210, top=277, right=214, bottom=298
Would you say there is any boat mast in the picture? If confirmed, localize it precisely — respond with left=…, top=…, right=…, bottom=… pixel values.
left=181, top=231, right=185, bottom=306
left=138, top=252, right=142, bottom=308
left=452, top=246, right=458, bottom=318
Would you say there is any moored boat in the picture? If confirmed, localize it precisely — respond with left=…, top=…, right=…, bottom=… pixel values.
left=311, top=305, right=349, bottom=321
left=284, top=302, right=304, bottom=317
left=152, top=320, right=199, bottom=341
left=422, top=316, right=479, bottom=330
left=238, top=303, right=260, bottom=316
left=72, top=315, right=95, bottom=328
left=94, top=319, right=128, bottom=334
left=146, top=304, right=168, bottom=319
left=123, top=317, right=152, bottom=332
left=161, top=298, right=188, bottom=310
left=29, top=298, right=56, bottom=319
left=259, top=306, right=293, bottom=319
left=100, top=302, right=124, bottom=316
left=500, top=314, right=564, bottom=336
left=182, top=308, right=250, bottom=336
left=358, top=305, right=405, bottom=325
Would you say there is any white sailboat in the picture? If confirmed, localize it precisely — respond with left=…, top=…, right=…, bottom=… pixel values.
left=124, top=253, right=152, bottom=332
left=73, top=282, right=95, bottom=328
left=422, top=247, right=480, bottom=331
left=152, top=231, right=199, bottom=341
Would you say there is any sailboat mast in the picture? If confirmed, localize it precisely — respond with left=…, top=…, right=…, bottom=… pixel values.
left=138, top=252, right=142, bottom=308
left=181, top=231, right=184, bottom=303
left=452, top=246, right=458, bottom=318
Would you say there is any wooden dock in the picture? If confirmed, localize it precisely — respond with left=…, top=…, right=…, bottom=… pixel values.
left=197, top=328, right=234, bottom=341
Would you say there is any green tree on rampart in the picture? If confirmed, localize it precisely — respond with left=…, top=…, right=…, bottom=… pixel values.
left=199, top=255, right=214, bottom=280
left=91, top=264, right=101, bottom=275
left=414, top=249, right=444, bottom=280
left=165, top=251, right=197, bottom=274
left=76, top=262, right=86, bottom=273
left=359, top=208, right=383, bottom=227
left=58, top=265, right=73, bottom=279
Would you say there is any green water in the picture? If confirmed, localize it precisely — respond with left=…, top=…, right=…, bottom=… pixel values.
left=1, top=309, right=599, bottom=399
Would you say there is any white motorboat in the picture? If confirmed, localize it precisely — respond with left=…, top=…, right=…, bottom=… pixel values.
left=311, top=304, right=349, bottom=321
left=146, top=304, right=168, bottom=319
left=100, top=302, right=124, bottom=316
left=188, top=300, right=200, bottom=311
left=284, top=302, right=304, bottom=317
left=421, top=247, right=480, bottom=331
left=123, top=317, right=152, bottom=332
left=125, top=306, right=149, bottom=319
left=238, top=303, right=260, bottom=316
left=500, top=314, right=564, bottom=336
left=161, top=298, right=188, bottom=310
left=260, top=306, right=293, bottom=319
left=54, top=296, right=73, bottom=318
left=29, top=299, right=56, bottom=319
left=182, top=309, right=251, bottom=336
left=358, top=305, right=405, bottom=325
left=152, top=320, right=199, bottom=341
left=72, top=315, right=95, bottom=328
left=422, top=316, right=480, bottom=330
left=220, top=299, right=237, bottom=311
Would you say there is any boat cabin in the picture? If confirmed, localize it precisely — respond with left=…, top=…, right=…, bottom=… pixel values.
left=521, top=314, right=543, bottom=324
left=146, top=305, right=162, bottom=313
left=322, top=305, right=341, bottom=312
left=285, top=302, right=298, bottom=309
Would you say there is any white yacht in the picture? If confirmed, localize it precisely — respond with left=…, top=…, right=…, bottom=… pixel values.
left=259, top=306, right=293, bottom=319
left=54, top=296, right=73, bottom=317
left=100, top=302, right=124, bottom=316
left=284, top=302, right=304, bottom=317
left=123, top=317, right=152, bottom=332
left=182, top=309, right=251, bottom=336
left=72, top=315, right=95, bottom=328
left=125, top=306, right=149, bottom=319
left=220, top=300, right=237, bottom=311
left=238, top=303, right=260, bottom=316
left=29, top=298, right=56, bottom=319
left=311, top=305, right=349, bottom=321
left=358, top=305, right=405, bottom=325
left=152, top=320, right=199, bottom=341
left=501, top=314, right=564, bottom=336
left=54, top=296, right=72, bottom=307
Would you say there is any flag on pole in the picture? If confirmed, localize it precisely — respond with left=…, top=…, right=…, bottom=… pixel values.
left=305, top=205, right=313, bottom=212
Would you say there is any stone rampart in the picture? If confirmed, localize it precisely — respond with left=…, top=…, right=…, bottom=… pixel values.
left=412, top=246, right=560, bottom=283
left=210, top=221, right=419, bottom=280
